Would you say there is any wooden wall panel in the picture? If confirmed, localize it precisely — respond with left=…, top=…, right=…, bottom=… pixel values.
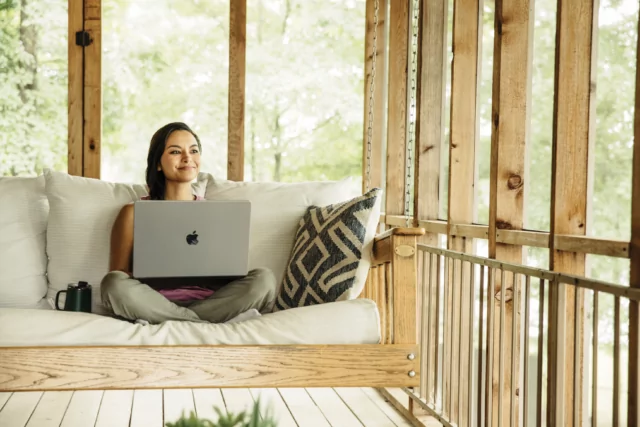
left=227, top=0, right=247, bottom=181
left=487, top=0, right=533, bottom=424
left=68, top=0, right=83, bottom=176
left=362, top=0, right=387, bottom=194
left=83, top=0, right=101, bottom=179
left=385, top=0, right=410, bottom=217
left=548, top=0, right=598, bottom=424
left=629, top=8, right=640, bottom=424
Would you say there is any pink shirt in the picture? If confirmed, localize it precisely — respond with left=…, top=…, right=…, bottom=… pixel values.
left=139, top=195, right=215, bottom=302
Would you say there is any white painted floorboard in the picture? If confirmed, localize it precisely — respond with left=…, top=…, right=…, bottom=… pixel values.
left=0, top=388, right=426, bottom=427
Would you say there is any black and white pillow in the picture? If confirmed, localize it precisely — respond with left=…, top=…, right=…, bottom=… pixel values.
left=273, top=188, right=382, bottom=311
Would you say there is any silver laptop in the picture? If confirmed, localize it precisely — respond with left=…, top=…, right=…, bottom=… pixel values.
left=132, top=200, right=251, bottom=278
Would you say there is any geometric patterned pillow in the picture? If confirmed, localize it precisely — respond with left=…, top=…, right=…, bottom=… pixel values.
left=273, top=188, right=382, bottom=311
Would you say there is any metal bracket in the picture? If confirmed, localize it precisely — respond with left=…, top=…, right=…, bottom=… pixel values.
left=75, top=31, right=93, bottom=47
left=394, top=245, right=415, bottom=257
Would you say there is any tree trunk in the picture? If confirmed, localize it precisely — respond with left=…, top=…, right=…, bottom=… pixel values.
left=19, top=0, right=38, bottom=104
left=274, top=152, right=282, bottom=182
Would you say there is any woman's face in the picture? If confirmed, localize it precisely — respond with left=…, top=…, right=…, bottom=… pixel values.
left=158, top=130, right=201, bottom=183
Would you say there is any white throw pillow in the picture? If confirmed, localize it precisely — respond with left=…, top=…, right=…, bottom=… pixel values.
left=0, top=176, right=49, bottom=308
left=203, top=175, right=361, bottom=290
left=44, top=170, right=210, bottom=314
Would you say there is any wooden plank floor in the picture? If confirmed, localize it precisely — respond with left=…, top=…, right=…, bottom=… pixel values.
left=0, top=388, right=423, bottom=427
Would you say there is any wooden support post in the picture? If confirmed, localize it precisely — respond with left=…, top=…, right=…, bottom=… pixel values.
left=413, top=0, right=448, bottom=405
left=391, top=234, right=418, bottom=346
left=363, top=0, right=388, bottom=194
left=548, top=0, right=598, bottom=424
left=447, top=0, right=481, bottom=422
left=488, top=0, right=533, bottom=424
left=227, top=0, right=246, bottom=181
left=385, top=0, right=410, bottom=217
left=83, top=0, right=101, bottom=179
left=629, top=8, right=640, bottom=425
left=68, top=0, right=83, bottom=177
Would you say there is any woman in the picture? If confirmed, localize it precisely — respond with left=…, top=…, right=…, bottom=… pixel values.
left=100, top=122, right=276, bottom=324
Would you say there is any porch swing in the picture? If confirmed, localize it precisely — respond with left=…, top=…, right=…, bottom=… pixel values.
left=0, top=0, right=425, bottom=392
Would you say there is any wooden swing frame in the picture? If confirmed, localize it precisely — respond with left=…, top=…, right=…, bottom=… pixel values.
left=0, top=227, right=424, bottom=392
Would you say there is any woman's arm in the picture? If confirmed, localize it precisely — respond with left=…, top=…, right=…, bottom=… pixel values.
left=109, top=204, right=134, bottom=276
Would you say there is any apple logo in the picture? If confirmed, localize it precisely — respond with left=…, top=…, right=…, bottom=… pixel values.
left=186, top=231, right=199, bottom=245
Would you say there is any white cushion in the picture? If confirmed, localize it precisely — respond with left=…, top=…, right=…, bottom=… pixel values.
left=203, top=175, right=361, bottom=289
left=0, top=176, right=49, bottom=308
left=43, top=170, right=210, bottom=314
left=0, top=299, right=380, bottom=346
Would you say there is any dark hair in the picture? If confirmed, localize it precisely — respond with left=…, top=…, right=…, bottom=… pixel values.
left=145, top=122, right=202, bottom=200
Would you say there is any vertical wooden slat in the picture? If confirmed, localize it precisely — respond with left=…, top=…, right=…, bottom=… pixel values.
left=391, top=235, right=418, bottom=345
left=378, top=266, right=387, bottom=345
left=488, top=0, right=533, bottom=423
left=613, top=296, right=620, bottom=427
left=83, top=0, right=101, bottom=179
left=628, top=7, right=640, bottom=424
left=227, top=0, right=246, bottom=181
left=592, top=291, right=599, bottom=426
left=68, top=0, right=83, bottom=176
left=414, top=0, right=447, bottom=241
left=385, top=0, right=410, bottom=216
left=386, top=263, right=394, bottom=344
left=362, top=0, right=387, bottom=193
left=548, top=0, right=598, bottom=423
left=535, top=279, right=545, bottom=427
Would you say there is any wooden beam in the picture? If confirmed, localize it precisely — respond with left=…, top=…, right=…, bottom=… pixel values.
left=227, top=0, right=246, bottom=181
left=83, top=0, right=101, bottom=179
left=447, top=0, right=481, bottom=421
left=385, top=0, right=410, bottom=217
left=548, top=0, right=598, bottom=424
left=363, top=0, right=387, bottom=193
left=0, top=345, right=420, bottom=391
left=629, top=6, right=640, bottom=424
left=67, top=0, right=83, bottom=177
left=488, top=0, right=533, bottom=423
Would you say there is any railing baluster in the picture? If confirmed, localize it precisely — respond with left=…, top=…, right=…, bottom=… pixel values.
left=443, top=256, right=451, bottom=415
left=536, top=278, right=545, bottom=427
left=613, top=296, right=620, bottom=427
left=423, top=251, right=431, bottom=401
left=450, top=258, right=457, bottom=419
left=592, top=291, right=598, bottom=427
left=468, top=261, right=476, bottom=427
left=458, top=260, right=465, bottom=423
left=478, top=265, right=485, bottom=427
left=485, top=267, right=496, bottom=427
left=435, top=253, right=442, bottom=408
left=499, top=268, right=506, bottom=427
left=523, top=275, right=531, bottom=427
left=510, top=272, right=518, bottom=427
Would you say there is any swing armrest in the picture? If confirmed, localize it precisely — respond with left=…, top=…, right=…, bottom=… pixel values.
left=372, top=227, right=425, bottom=265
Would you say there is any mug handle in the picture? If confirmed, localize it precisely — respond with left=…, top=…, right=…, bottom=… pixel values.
left=55, top=290, right=67, bottom=310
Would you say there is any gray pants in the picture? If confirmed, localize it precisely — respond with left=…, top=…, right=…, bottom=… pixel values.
left=100, top=268, right=277, bottom=324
